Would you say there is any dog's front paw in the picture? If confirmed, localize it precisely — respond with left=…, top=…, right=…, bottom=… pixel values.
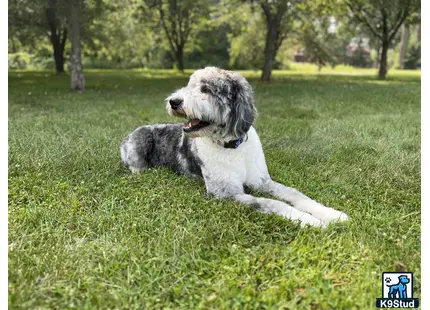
left=320, top=209, right=349, bottom=225
left=336, top=211, right=349, bottom=222
left=298, top=213, right=327, bottom=228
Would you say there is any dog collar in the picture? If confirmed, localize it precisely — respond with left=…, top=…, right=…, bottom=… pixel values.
left=222, top=137, right=244, bottom=149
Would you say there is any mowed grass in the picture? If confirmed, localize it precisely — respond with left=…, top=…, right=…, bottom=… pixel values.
left=8, top=68, right=420, bottom=309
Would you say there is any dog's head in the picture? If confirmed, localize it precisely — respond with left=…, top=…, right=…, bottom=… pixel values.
left=166, top=67, right=257, bottom=140
left=398, top=275, right=410, bottom=285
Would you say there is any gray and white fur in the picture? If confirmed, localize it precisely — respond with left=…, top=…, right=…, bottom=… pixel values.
left=120, top=67, right=349, bottom=227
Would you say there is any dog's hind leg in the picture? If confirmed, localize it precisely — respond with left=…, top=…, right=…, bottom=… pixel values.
left=120, top=127, right=154, bottom=173
left=258, top=180, right=349, bottom=225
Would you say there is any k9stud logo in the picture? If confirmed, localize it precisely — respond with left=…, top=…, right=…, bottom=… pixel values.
left=376, top=272, right=419, bottom=308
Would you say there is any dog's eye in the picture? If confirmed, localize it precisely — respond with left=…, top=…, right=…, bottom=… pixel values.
left=200, top=85, right=210, bottom=93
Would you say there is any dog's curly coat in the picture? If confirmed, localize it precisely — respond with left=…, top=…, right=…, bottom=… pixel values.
left=120, top=67, right=349, bottom=227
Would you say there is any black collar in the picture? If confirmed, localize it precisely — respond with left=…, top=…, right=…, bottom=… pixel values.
left=223, top=137, right=244, bottom=149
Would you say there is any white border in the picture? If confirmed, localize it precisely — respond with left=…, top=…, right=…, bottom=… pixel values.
left=2, top=0, right=9, bottom=307
left=421, top=0, right=428, bottom=308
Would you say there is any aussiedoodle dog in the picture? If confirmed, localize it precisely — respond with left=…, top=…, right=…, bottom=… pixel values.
left=120, top=67, right=349, bottom=227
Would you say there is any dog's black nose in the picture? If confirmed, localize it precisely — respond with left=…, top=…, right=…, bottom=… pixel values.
left=169, top=98, right=183, bottom=110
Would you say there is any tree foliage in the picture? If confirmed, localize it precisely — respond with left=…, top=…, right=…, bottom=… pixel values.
left=217, top=1, right=266, bottom=69
left=144, top=0, right=210, bottom=72
left=8, top=0, right=421, bottom=79
left=343, top=0, right=420, bottom=78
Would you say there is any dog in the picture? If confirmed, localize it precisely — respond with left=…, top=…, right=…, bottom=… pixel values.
left=387, top=275, right=410, bottom=299
left=120, top=67, right=349, bottom=227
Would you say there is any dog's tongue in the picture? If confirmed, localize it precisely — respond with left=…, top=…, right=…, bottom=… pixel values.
left=184, top=119, right=201, bottom=128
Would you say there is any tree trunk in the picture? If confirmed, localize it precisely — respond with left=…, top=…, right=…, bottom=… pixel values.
left=261, top=22, right=278, bottom=82
left=378, top=40, right=389, bottom=79
left=53, top=45, right=64, bottom=73
left=375, top=43, right=381, bottom=68
left=52, top=28, right=67, bottom=73
left=68, top=0, right=85, bottom=91
left=46, top=2, right=67, bottom=74
left=398, top=22, right=410, bottom=69
left=176, top=47, right=184, bottom=73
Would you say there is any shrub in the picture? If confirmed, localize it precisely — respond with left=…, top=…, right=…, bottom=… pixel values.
left=8, top=53, right=32, bottom=69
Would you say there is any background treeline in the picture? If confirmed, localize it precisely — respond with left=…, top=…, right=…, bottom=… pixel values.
left=9, top=0, right=420, bottom=80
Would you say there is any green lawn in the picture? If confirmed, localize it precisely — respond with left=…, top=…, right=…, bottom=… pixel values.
left=8, top=68, right=421, bottom=309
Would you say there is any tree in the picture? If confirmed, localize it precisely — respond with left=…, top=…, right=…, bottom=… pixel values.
left=9, top=0, right=105, bottom=73
left=344, top=0, right=420, bottom=79
left=294, top=2, right=342, bottom=70
left=152, top=0, right=208, bottom=72
left=301, top=31, right=337, bottom=70
left=8, top=0, right=69, bottom=73
left=47, top=0, right=68, bottom=73
left=251, top=0, right=297, bottom=81
left=68, top=0, right=85, bottom=91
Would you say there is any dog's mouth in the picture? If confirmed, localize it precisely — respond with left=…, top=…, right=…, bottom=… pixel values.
left=183, top=119, right=210, bottom=132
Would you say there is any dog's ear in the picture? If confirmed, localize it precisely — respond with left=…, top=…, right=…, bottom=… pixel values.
left=201, top=74, right=257, bottom=138
left=228, top=77, right=256, bottom=138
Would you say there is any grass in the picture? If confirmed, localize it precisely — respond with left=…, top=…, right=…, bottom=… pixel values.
left=8, top=66, right=420, bottom=309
